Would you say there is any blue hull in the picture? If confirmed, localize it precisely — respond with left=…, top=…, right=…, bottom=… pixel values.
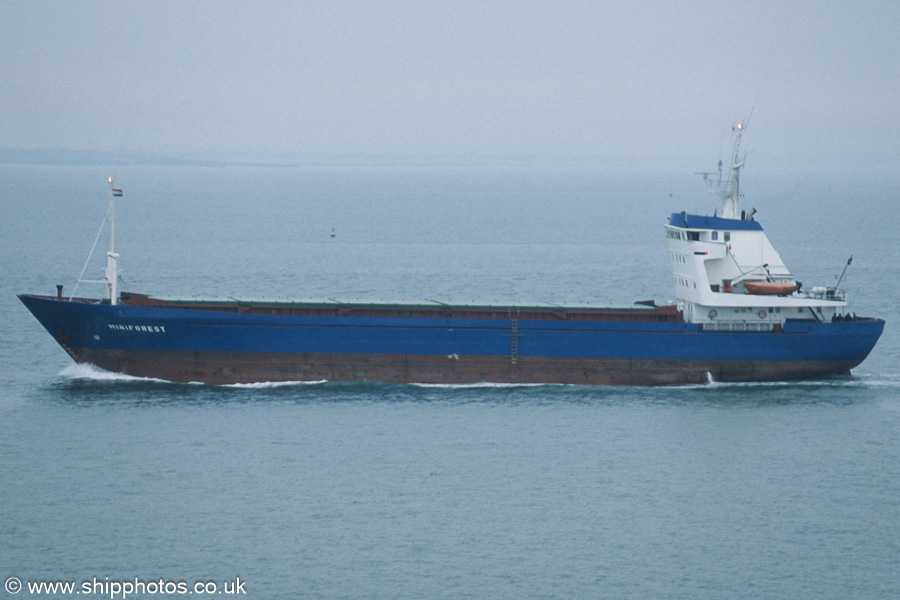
left=19, top=294, right=885, bottom=385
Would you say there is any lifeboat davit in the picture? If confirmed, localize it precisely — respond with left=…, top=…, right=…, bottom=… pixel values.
left=744, top=281, right=799, bottom=296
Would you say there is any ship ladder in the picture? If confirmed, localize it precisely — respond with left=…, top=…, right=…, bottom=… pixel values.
left=508, top=310, right=521, bottom=365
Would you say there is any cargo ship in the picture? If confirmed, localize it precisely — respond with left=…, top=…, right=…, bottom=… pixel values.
left=19, top=124, right=884, bottom=385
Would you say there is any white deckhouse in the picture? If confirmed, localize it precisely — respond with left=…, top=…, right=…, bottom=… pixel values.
left=665, top=123, right=849, bottom=331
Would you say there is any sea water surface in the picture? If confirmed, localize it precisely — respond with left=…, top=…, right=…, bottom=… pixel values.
left=1, top=162, right=899, bottom=599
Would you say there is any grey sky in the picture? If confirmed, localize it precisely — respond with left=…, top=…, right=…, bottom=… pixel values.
left=1, top=1, right=897, bottom=168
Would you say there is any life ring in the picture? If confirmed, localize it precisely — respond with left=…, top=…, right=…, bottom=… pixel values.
left=758, top=310, right=767, bottom=319
left=708, top=309, right=717, bottom=320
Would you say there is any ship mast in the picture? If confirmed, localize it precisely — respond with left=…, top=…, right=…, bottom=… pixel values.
left=702, top=122, right=746, bottom=219
left=71, top=177, right=122, bottom=303
left=105, top=177, right=120, bottom=305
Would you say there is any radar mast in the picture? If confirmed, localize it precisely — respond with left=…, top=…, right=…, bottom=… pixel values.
left=701, top=122, right=746, bottom=219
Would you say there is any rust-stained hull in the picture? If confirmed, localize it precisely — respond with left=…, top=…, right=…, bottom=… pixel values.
left=66, top=347, right=859, bottom=386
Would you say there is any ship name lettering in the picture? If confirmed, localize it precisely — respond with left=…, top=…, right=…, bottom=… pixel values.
left=107, top=323, right=166, bottom=333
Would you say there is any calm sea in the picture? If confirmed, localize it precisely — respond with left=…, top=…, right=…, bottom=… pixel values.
left=2, top=162, right=898, bottom=599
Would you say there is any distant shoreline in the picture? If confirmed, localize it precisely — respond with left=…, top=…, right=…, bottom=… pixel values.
left=2, top=147, right=895, bottom=176
left=0, top=147, right=725, bottom=171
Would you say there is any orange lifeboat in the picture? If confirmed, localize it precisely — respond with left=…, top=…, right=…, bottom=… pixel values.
left=744, top=281, right=799, bottom=296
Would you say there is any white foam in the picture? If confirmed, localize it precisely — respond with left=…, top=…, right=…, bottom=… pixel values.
left=59, top=363, right=169, bottom=383
left=412, top=382, right=560, bottom=389
left=60, top=364, right=333, bottom=387
left=223, top=379, right=328, bottom=389
left=665, top=376, right=884, bottom=391
left=849, top=373, right=900, bottom=388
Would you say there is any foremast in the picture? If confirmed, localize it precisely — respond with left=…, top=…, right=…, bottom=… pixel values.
left=71, top=177, right=123, bottom=304
left=105, top=177, right=121, bottom=305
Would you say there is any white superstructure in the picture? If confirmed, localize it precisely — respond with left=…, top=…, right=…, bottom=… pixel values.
left=666, top=123, right=848, bottom=329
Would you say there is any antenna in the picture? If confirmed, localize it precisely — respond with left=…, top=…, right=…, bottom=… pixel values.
left=111, top=132, right=128, bottom=182
left=746, top=65, right=773, bottom=130
left=834, top=255, right=853, bottom=290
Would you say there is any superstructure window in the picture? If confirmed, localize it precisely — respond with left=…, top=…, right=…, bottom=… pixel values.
left=724, top=232, right=731, bottom=242
left=712, top=231, right=718, bottom=241
left=687, top=231, right=700, bottom=241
